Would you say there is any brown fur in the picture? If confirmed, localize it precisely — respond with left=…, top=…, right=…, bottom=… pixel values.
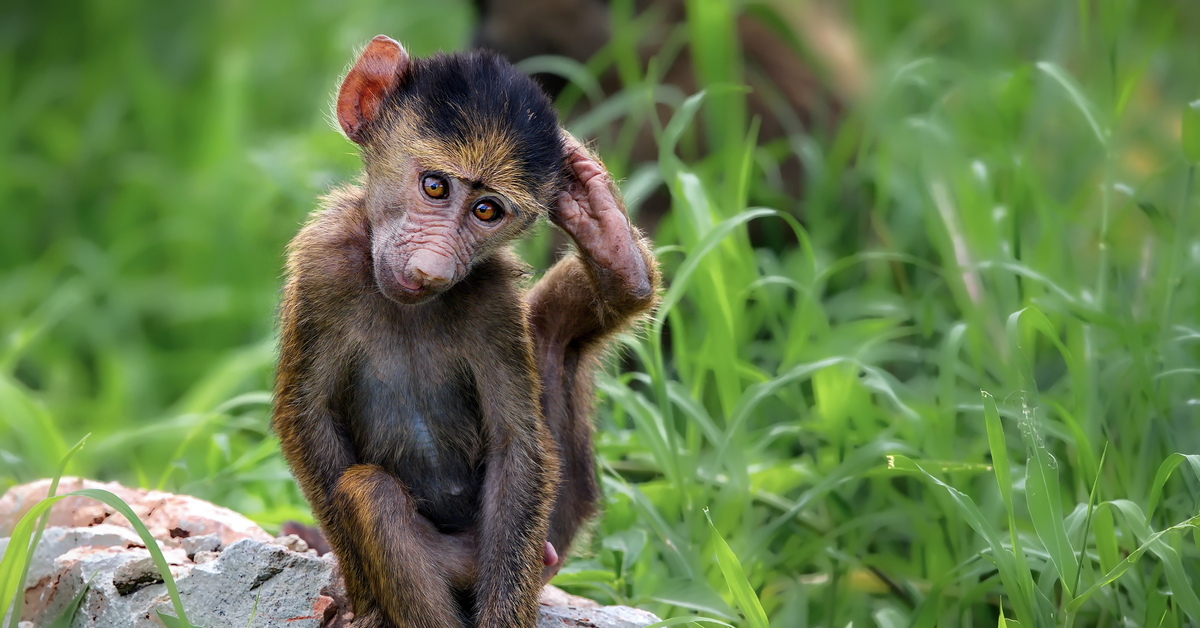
left=370, top=114, right=551, bottom=220
left=273, top=37, right=659, bottom=628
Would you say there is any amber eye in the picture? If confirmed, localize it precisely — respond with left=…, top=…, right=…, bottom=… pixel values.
left=422, top=175, right=449, bottom=199
left=472, top=199, right=504, bottom=222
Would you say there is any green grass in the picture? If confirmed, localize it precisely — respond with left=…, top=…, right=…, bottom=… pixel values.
left=3, top=0, right=1200, bottom=626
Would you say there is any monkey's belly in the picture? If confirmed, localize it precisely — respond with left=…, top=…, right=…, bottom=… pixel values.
left=348, top=362, right=485, bottom=533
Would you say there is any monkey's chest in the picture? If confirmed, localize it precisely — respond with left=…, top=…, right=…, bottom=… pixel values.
left=347, top=360, right=485, bottom=533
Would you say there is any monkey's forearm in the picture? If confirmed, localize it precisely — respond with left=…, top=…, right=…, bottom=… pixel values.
left=326, top=465, right=469, bottom=627
left=535, top=135, right=660, bottom=349
left=529, top=243, right=659, bottom=350
left=475, top=441, right=557, bottom=627
left=272, top=377, right=357, bottom=516
left=463, top=328, right=560, bottom=627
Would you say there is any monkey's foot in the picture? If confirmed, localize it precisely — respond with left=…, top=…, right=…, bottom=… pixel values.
left=556, top=142, right=653, bottom=299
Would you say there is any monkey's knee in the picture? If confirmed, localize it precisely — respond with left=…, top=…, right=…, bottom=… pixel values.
left=333, top=464, right=404, bottom=499
left=331, top=464, right=417, bottom=524
left=327, top=464, right=470, bottom=625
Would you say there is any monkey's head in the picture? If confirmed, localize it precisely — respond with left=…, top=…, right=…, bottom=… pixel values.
left=336, top=35, right=565, bottom=305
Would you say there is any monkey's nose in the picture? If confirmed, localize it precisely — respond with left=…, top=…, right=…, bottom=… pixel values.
left=406, top=250, right=454, bottom=288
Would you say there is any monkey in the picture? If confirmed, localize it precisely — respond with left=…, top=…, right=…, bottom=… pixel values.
left=272, top=35, right=659, bottom=628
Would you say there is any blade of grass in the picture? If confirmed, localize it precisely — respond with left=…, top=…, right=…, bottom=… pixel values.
left=703, top=508, right=768, bottom=628
left=889, top=455, right=1035, bottom=625
left=3, top=434, right=88, bottom=628
left=1146, top=453, right=1200, bottom=519
left=1065, top=503, right=1200, bottom=615
left=982, top=393, right=1038, bottom=610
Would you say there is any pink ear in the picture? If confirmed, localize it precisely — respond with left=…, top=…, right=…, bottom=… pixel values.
left=336, top=35, right=410, bottom=143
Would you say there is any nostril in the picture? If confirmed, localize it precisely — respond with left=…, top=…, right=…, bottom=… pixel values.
left=412, top=267, right=448, bottom=287
left=406, top=250, right=454, bottom=288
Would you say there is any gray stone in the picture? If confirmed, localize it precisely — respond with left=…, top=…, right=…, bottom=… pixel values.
left=179, top=533, right=220, bottom=559
left=150, top=538, right=334, bottom=628
left=191, top=549, right=220, bottom=565
left=0, top=478, right=273, bottom=547
left=0, top=524, right=144, bottom=586
left=30, top=545, right=186, bottom=628
left=537, top=603, right=664, bottom=628
left=11, top=539, right=328, bottom=628
left=273, top=533, right=310, bottom=554
left=112, top=556, right=165, bottom=596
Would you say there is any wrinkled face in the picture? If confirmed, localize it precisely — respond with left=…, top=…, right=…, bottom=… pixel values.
left=363, top=144, right=544, bottom=305
left=335, top=37, right=564, bottom=305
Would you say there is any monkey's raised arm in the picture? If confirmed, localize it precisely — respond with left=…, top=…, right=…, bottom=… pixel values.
left=529, top=136, right=660, bottom=348
left=527, top=136, right=660, bottom=576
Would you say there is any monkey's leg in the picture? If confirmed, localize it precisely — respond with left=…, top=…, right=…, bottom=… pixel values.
left=459, top=321, right=559, bottom=628
left=326, top=464, right=472, bottom=628
left=529, top=137, right=660, bottom=580
left=529, top=318, right=603, bottom=582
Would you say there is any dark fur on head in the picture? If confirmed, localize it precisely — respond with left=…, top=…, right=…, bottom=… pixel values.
left=364, top=50, right=566, bottom=215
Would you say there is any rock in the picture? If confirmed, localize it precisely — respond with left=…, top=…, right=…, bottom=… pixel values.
left=1, top=479, right=662, bottom=627
left=273, top=533, right=309, bottom=554
left=10, top=524, right=145, bottom=585
left=113, top=556, right=167, bottom=596
left=150, top=539, right=333, bottom=628
left=540, top=584, right=600, bottom=608
left=191, top=549, right=220, bottom=565
left=537, top=586, right=663, bottom=628
left=538, top=604, right=665, bottom=628
left=0, top=477, right=273, bottom=547
left=11, top=538, right=329, bottom=628
left=22, top=544, right=187, bottom=626
left=179, top=534, right=220, bottom=560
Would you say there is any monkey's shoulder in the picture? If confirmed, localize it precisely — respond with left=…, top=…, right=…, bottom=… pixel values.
left=285, top=187, right=373, bottom=300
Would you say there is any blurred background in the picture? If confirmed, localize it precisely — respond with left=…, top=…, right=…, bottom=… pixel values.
left=3, top=0, right=1200, bottom=625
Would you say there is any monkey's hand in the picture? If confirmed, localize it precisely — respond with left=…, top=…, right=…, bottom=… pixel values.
left=554, top=137, right=654, bottom=300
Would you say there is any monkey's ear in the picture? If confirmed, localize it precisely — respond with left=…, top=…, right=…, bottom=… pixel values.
left=337, top=35, right=410, bottom=144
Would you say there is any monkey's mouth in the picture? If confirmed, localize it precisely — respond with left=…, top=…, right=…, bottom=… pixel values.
left=395, top=273, right=425, bottom=293
left=387, top=272, right=443, bottom=304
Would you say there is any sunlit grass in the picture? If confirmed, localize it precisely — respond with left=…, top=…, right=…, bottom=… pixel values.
left=3, top=0, right=1200, bottom=626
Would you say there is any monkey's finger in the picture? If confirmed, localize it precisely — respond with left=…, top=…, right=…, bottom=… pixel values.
left=552, top=191, right=594, bottom=237
left=564, top=162, right=618, bottom=222
left=572, top=163, right=607, bottom=196
left=561, top=133, right=606, bottom=179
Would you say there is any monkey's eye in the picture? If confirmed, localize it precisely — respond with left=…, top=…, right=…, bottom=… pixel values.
left=472, top=198, right=504, bottom=222
left=422, top=175, right=449, bottom=199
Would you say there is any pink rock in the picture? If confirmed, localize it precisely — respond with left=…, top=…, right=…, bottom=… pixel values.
left=0, top=477, right=272, bottom=547
left=540, top=584, right=601, bottom=608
